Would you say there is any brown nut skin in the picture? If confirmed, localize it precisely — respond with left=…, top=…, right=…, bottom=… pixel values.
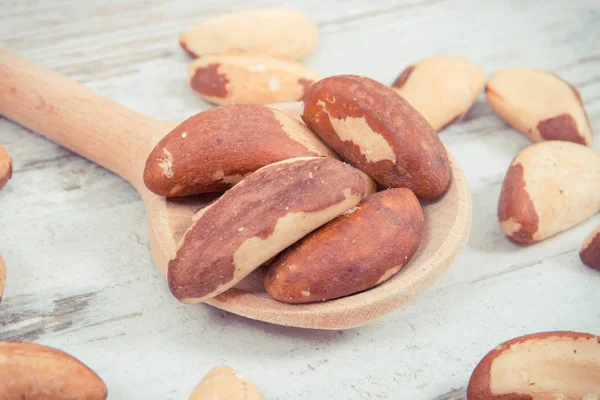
left=301, top=74, right=451, bottom=200
left=486, top=67, right=593, bottom=146
left=143, top=104, right=337, bottom=197
left=188, top=50, right=323, bottom=106
left=189, top=366, right=263, bottom=400
left=580, top=224, right=600, bottom=271
left=0, top=144, right=12, bottom=190
left=167, top=157, right=370, bottom=304
left=264, top=188, right=424, bottom=303
left=498, top=141, right=600, bottom=244
left=0, top=253, right=5, bottom=304
left=0, top=341, right=108, bottom=400
left=467, top=331, right=600, bottom=400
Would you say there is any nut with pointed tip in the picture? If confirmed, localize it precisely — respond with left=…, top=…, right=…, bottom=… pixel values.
left=467, top=331, right=600, bottom=400
left=391, top=56, right=485, bottom=132
left=265, top=188, right=424, bottom=303
left=179, top=8, right=318, bottom=61
left=486, top=67, right=593, bottom=146
left=498, top=141, right=600, bottom=244
left=189, top=366, right=263, bottom=400
left=0, top=341, right=108, bottom=400
left=143, top=104, right=338, bottom=197
left=167, top=157, right=374, bottom=304
left=188, top=50, right=323, bottom=106
left=302, top=74, right=451, bottom=200
left=0, top=144, right=12, bottom=190
left=580, top=224, right=600, bottom=271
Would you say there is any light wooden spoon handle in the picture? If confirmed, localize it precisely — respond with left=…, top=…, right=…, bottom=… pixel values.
left=0, top=48, right=164, bottom=185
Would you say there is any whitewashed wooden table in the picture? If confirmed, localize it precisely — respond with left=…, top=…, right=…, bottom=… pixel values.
left=1, top=1, right=599, bottom=399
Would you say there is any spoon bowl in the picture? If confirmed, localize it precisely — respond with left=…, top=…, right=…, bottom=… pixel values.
left=0, top=48, right=471, bottom=329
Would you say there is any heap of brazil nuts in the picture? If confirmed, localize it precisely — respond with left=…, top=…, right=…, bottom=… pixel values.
left=167, top=157, right=374, bottom=303
left=146, top=74, right=451, bottom=305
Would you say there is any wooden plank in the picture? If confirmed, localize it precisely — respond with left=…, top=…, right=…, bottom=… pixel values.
left=0, top=0, right=598, bottom=398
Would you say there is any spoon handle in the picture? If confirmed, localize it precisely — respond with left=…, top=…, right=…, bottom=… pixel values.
left=0, top=48, right=163, bottom=185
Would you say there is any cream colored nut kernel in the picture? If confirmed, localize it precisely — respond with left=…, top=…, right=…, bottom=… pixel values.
left=268, top=101, right=305, bottom=122
left=498, top=141, right=600, bottom=244
left=167, top=157, right=370, bottom=304
left=0, top=144, right=12, bottom=190
left=179, top=8, right=318, bottom=61
left=392, top=56, right=485, bottom=132
left=580, top=224, right=600, bottom=271
left=354, top=168, right=378, bottom=197
left=486, top=67, right=593, bottom=146
left=467, top=331, right=600, bottom=400
left=0, top=341, right=108, bottom=400
left=188, top=366, right=263, bottom=400
left=188, top=50, right=323, bottom=106
left=0, top=254, right=5, bottom=304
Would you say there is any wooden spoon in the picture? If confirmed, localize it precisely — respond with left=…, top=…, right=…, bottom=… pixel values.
left=0, top=48, right=472, bottom=329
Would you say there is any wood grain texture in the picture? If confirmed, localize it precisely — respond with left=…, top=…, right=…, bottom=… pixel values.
left=0, top=0, right=599, bottom=399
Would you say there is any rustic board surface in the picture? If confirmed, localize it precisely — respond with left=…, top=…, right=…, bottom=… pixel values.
left=0, top=1, right=598, bottom=399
